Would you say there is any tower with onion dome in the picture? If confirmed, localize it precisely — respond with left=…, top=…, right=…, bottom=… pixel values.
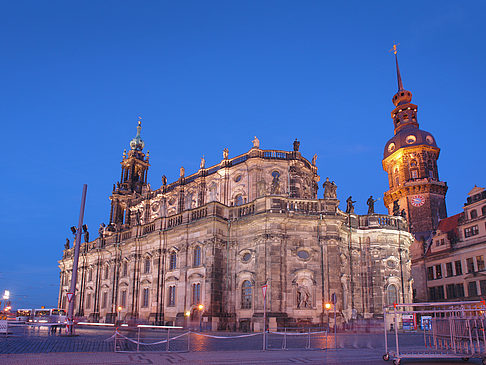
left=382, top=47, right=447, bottom=241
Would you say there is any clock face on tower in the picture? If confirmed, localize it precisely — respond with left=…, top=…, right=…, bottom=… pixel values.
left=410, top=195, right=426, bottom=207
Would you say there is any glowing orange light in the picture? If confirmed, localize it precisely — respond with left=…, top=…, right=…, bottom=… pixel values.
left=117, top=306, right=122, bottom=312
left=198, top=304, right=204, bottom=311
left=324, top=303, right=332, bottom=310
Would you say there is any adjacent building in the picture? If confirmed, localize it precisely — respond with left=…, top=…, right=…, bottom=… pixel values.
left=411, top=186, right=486, bottom=302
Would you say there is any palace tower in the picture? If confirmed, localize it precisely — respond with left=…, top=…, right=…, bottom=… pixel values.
left=382, top=50, right=447, bottom=241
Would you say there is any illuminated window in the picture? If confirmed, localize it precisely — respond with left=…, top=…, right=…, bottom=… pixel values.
left=241, top=280, right=252, bottom=309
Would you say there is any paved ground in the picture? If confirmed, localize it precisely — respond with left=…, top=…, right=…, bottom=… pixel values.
left=1, top=325, right=485, bottom=364
left=0, top=349, right=484, bottom=365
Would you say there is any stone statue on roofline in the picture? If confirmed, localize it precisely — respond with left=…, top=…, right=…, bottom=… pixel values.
left=323, top=177, right=337, bottom=199
left=367, top=195, right=378, bottom=215
left=162, top=175, right=167, bottom=186
left=311, top=154, right=317, bottom=166
left=393, top=200, right=400, bottom=216
left=346, top=196, right=356, bottom=214
left=64, top=238, right=70, bottom=250
left=200, top=155, right=205, bottom=169
left=293, top=138, right=300, bottom=152
left=223, top=148, right=229, bottom=160
left=252, top=136, right=260, bottom=148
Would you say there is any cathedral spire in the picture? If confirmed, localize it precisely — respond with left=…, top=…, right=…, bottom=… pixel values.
left=129, top=117, right=145, bottom=151
left=392, top=44, right=404, bottom=91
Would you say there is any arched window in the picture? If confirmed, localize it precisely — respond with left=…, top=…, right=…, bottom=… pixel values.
left=235, top=195, right=244, bottom=206
left=410, top=160, right=417, bottom=167
left=192, top=283, right=201, bottom=305
left=193, top=246, right=201, bottom=267
left=241, top=280, right=252, bottom=309
left=169, top=251, right=177, bottom=270
left=471, top=210, right=478, bottom=219
left=386, top=284, right=398, bottom=306
left=144, top=258, right=151, bottom=274
left=482, top=206, right=486, bottom=216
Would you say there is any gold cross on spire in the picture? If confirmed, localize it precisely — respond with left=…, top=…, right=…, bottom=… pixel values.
left=389, top=43, right=400, bottom=55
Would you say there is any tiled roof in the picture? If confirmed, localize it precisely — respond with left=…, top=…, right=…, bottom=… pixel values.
left=437, top=213, right=463, bottom=233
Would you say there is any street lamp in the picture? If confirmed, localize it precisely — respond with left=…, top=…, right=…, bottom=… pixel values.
left=198, top=304, right=204, bottom=331
left=117, top=306, right=122, bottom=323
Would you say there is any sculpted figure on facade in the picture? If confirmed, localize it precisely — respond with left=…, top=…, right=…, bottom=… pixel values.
left=296, top=286, right=311, bottom=309
left=200, top=156, right=205, bottom=169
left=64, top=238, right=70, bottom=250
left=161, top=175, right=167, bottom=186
left=311, top=154, right=317, bottom=166
left=270, top=172, right=280, bottom=195
left=223, top=148, right=229, bottom=160
left=323, top=177, right=337, bottom=199
left=180, top=166, right=185, bottom=178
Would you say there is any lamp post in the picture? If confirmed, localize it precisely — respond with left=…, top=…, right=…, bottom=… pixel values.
left=2, top=290, right=9, bottom=311
left=117, top=306, right=122, bottom=323
left=198, top=304, right=204, bottom=331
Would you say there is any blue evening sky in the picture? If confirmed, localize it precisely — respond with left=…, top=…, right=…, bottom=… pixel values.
left=1, top=1, right=485, bottom=309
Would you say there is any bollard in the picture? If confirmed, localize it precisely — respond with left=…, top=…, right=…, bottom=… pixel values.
left=306, top=328, right=311, bottom=349
left=166, top=328, right=170, bottom=352
left=283, top=327, right=287, bottom=350
left=137, top=327, right=140, bottom=353
left=187, top=331, right=191, bottom=352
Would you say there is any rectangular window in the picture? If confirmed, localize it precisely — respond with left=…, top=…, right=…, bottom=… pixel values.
left=467, top=258, right=475, bottom=273
left=411, top=170, right=418, bottom=179
left=455, top=260, right=463, bottom=275
left=477, top=256, right=485, bottom=271
left=436, top=285, right=444, bottom=299
left=427, top=267, right=434, bottom=280
left=465, top=225, right=479, bottom=238
left=142, top=288, right=149, bottom=308
left=446, top=262, right=453, bottom=277
left=88, top=269, right=93, bottom=282
left=169, top=253, right=177, bottom=270
left=446, top=284, right=455, bottom=299
left=456, top=283, right=465, bottom=298
left=102, top=292, right=107, bottom=309
left=468, top=281, right=478, bottom=297
left=121, top=290, right=126, bottom=307
left=86, top=293, right=91, bottom=309
left=435, top=264, right=442, bottom=279
left=441, top=239, right=445, bottom=246
left=480, top=280, right=486, bottom=296
left=168, top=286, right=176, bottom=306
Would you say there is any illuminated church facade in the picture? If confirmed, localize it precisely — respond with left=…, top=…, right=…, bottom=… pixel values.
left=58, top=63, right=417, bottom=330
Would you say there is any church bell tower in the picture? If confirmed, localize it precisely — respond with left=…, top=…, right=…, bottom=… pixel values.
left=382, top=47, right=447, bottom=241
left=109, top=119, right=150, bottom=227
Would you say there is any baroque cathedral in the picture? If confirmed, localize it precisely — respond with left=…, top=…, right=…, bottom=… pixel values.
left=57, top=52, right=446, bottom=330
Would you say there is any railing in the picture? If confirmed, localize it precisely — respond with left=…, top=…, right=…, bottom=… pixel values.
left=190, top=207, right=207, bottom=222
left=142, top=223, right=155, bottom=235
left=229, top=203, right=255, bottom=219
left=121, top=231, right=132, bottom=240
left=167, top=214, right=183, bottom=228
left=287, top=199, right=320, bottom=214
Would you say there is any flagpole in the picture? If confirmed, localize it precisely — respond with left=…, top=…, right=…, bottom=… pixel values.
left=67, top=184, right=88, bottom=335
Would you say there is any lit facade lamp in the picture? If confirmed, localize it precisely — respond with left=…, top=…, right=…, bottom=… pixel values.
left=117, top=306, right=122, bottom=322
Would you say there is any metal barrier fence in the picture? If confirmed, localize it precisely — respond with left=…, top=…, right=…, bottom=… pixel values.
left=113, top=325, right=331, bottom=353
left=383, top=300, right=486, bottom=365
